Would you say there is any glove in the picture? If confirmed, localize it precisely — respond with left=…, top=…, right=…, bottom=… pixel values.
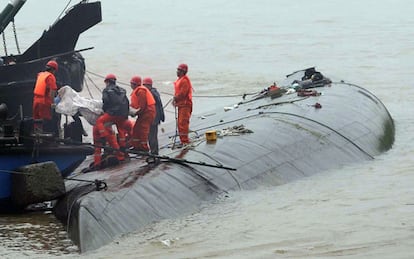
left=129, top=107, right=138, bottom=117
left=54, top=96, right=61, bottom=104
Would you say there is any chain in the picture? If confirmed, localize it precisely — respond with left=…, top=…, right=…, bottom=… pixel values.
left=12, top=19, right=20, bottom=54
left=2, top=32, right=7, bottom=56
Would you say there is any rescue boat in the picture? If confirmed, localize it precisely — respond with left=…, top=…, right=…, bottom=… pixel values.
left=0, top=1, right=101, bottom=211
left=53, top=68, right=395, bottom=252
left=0, top=0, right=102, bottom=118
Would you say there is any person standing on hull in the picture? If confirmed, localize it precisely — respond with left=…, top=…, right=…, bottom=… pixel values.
left=142, top=77, right=165, bottom=155
left=125, top=76, right=142, bottom=149
left=32, top=60, right=59, bottom=133
left=173, top=63, right=193, bottom=146
left=129, top=76, right=156, bottom=152
left=128, top=75, right=141, bottom=150
left=93, top=74, right=130, bottom=167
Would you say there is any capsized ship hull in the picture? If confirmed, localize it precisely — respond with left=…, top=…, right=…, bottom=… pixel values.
left=53, top=69, right=394, bottom=252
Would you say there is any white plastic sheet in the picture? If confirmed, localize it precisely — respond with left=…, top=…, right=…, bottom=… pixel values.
left=55, top=86, right=103, bottom=125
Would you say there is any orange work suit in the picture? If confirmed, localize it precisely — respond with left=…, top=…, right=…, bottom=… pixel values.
left=33, top=71, right=57, bottom=130
left=94, top=82, right=130, bottom=164
left=130, top=86, right=156, bottom=151
left=118, top=119, right=133, bottom=150
left=174, top=75, right=192, bottom=144
left=92, top=123, right=118, bottom=167
left=94, top=113, right=129, bottom=163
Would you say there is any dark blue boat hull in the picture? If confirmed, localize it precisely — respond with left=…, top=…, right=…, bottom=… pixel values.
left=0, top=145, right=93, bottom=208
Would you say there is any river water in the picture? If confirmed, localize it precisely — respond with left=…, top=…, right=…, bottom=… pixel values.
left=1, top=0, right=413, bottom=258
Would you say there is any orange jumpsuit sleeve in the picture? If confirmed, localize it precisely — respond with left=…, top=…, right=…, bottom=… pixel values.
left=46, top=75, right=57, bottom=91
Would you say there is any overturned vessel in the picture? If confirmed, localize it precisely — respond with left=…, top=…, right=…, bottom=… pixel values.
left=53, top=68, right=395, bottom=252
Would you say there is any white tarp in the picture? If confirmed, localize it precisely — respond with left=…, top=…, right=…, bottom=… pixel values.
left=55, top=86, right=102, bottom=125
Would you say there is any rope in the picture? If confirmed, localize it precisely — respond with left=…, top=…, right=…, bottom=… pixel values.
left=85, top=69, right=130, bottom=88
left=187, top=107, right=374, bottom=159
left=64, top=177, right=108, bottom=191
left=172, top=106, right=179, bottom=149
left=181, top=163, right=225, bottom=194
left=83, top=77, right=94, bottom=99
left=193, top=92, right=258, bottom=98
left=332, top=81, right=394, bottom=128
left=192, top=113, right=261, bottom=133
left=262, top=111, right=375, bottom=159
left=84, top=69, right=260, bottom=99
left=65, top=182, right=98, bottom=234
left=246, top=97, right=309, bottom=111
left=0, top=169, right=36, bottom=176
left=163, top=98, right=173, bottom=109
left=53, top=0, right=73, bottom=26
left=84, top=71, right=102, bottom=96
left=190, top=149, right=241, bottom=190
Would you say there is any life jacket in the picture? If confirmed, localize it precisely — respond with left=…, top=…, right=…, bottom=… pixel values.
left=33, top=71, right=55, bottom=97
left=174, top=75, right=192, bottom=107
left=130, top=85, right=155, bottom=110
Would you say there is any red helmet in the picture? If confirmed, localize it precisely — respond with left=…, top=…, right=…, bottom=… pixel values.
left=104, top=74, right=117, bottom=82
left=177, top=63, right=188, bottom=72
left=46, top=60, right=58, bottom=71
left=130, top=76, right=142, bottom=85
left=142, top=77, right=153, bottom=85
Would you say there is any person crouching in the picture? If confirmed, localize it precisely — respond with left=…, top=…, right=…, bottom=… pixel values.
left=93, top=74, right=130, bottom=167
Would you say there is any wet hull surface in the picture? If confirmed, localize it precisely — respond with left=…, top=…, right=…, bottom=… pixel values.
left=53, top=75, right=394, bottom=252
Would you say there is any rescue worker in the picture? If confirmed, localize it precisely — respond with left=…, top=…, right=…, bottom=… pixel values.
left=130, top=76, right=142, bottom=89
left=127, top=75, right=141, bottom=148
left=93, top=74, right=130, bottom=167
left=32, top=60, right=58, bottom=132
left=173, top=63, right=193, bottom=145
left=142, top=77, right=165, bottom=155
left=129, top=75, right=156, bottom=152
